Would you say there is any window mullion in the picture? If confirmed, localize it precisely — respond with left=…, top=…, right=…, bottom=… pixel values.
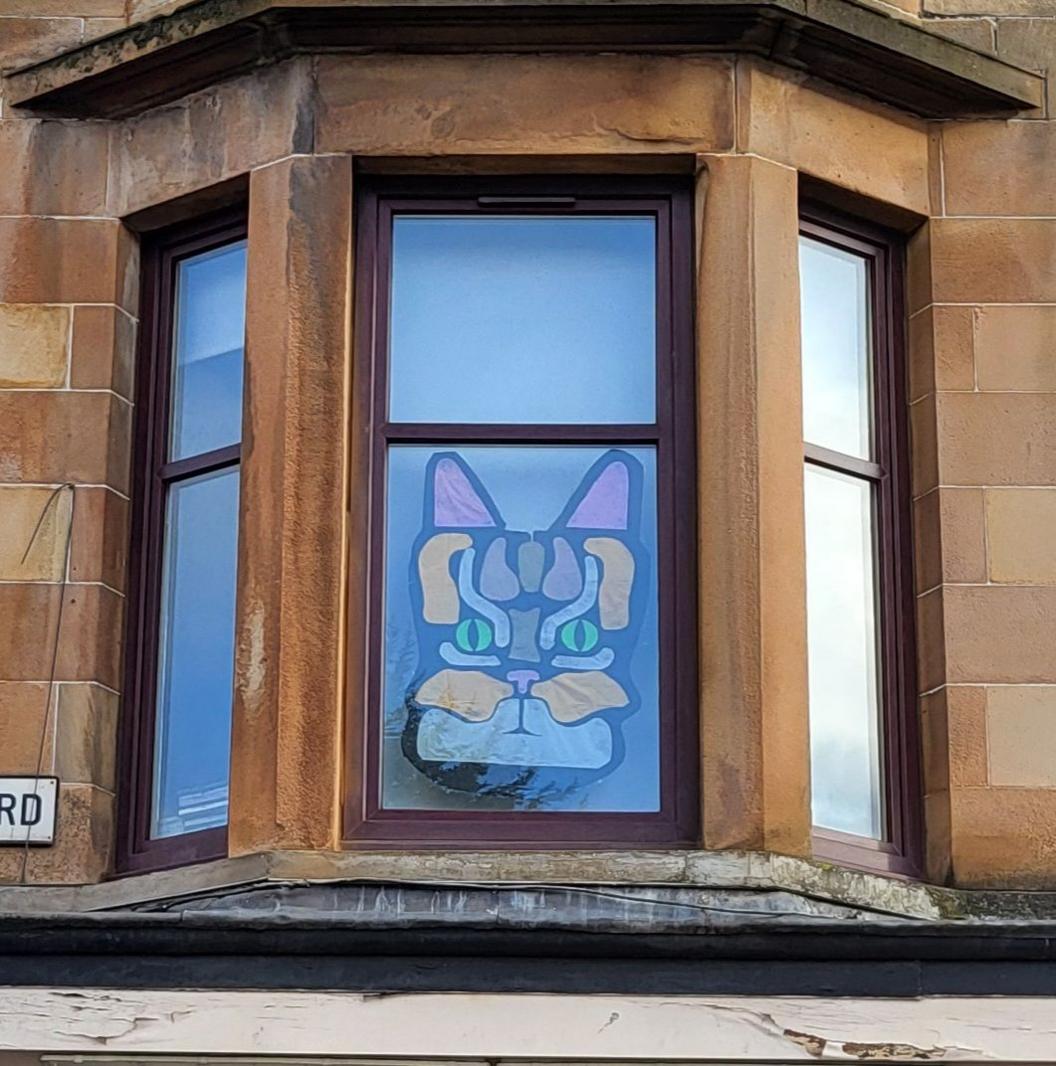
left=159, top=443, right=243, bottom=484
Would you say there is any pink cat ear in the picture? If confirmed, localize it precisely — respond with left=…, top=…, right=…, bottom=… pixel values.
left=567, top=460, right=629, bottom=531
left=433, top=457, right=497, bottom=528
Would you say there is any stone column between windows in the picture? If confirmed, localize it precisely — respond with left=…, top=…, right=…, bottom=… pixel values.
left=695, top=153, right=812, bottom=856
left=229, top=154, right=353, bottom=854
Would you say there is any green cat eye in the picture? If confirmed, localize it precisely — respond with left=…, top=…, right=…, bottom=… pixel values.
left=560, top=619, right=599, bottom=654
left=455, top=617, right=494, bottom=653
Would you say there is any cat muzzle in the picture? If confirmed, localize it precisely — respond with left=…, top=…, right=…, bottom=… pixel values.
left=416, top=696, right=613, bottom=770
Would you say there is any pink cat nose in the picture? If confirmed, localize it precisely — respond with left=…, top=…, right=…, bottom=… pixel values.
left=506, top=669, right=540, bottom=694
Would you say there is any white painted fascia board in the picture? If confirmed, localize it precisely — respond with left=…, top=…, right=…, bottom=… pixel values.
left=4, top=990, right=1056, bottom=1060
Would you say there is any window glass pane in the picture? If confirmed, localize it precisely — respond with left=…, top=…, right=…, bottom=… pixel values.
left=389, top=217, right=656, bottom=424
left=804, top=464, right=883, bottom=839
left=382, top=444, right=659, bottom=812
left=170, top=241, right=247, bottom=460
left=152, top=467, right=239, bottom=838
left=800, top=236, right=873, bottom=460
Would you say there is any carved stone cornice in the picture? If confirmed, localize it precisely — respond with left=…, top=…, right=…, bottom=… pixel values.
left=5, top=0, right=1044, bottom=120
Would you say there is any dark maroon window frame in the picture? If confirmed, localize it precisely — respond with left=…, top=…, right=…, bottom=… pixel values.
left=116, top=208, right=246, bottom=875
left=345, top=176, right=699, bottom=847
left=801, top=204, right=922, bottom=878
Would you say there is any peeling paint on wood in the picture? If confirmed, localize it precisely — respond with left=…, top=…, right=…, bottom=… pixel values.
left=0, top=990, right=1052, bottom=1058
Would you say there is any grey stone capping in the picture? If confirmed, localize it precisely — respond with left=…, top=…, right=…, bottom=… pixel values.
left=4, top=848, right=1056, bottom=921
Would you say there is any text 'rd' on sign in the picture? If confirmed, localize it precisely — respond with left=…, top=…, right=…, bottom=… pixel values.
left=0, top=777, right=58, bottom=845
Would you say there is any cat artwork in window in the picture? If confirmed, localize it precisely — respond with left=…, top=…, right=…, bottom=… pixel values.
left=401, top=449, right=648, bottom=806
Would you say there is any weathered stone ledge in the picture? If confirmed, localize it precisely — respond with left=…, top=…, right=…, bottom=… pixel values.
left=4, top=0, right=1044, bottom=119
left=4, top=847, right=1056, bottom=921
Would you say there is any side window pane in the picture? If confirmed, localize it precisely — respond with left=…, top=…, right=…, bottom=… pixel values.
left=382, top=445, right=660, bottom=813
left=153, top=467, right=240, bottom=838
left=389, top=217, right=656, bottom=424
left=800, top=236, right=873, bottom=460
left=171, top=241, right=247, bottom=460
left=804, top=464, right=883, bottom=839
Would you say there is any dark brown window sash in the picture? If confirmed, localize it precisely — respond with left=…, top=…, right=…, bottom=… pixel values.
left=345, top=176, right=699, bottom=847
left=801, top=205, right=922, bottom=878
left=116, top=208, right=246, bottom=875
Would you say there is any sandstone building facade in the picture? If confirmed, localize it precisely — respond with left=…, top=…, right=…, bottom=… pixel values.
left=1, top=0, right=1056, bottom=1057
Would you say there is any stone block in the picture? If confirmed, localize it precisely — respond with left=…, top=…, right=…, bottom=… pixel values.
left=975, top=306, right=1056, bottom=392
left=109, top=58, right=313, bottom=216
left=0, top=0, right=124, bottom=12
left=997, top=19, right=1056, bottom=115
left=936, top=392, right=1056, bottom=486
left=70, top=306, right=136, bottom=400
left=315, top=53, right=734, bottom=156
left=0, top=119, right=109, bottom=217
left=907, top=222, right=932, bottom=317
left=931, top=218, right=1056, bottom=304
left=0, top=391, right=131, bottom=493
left=947, top=684, right=988, bottom=788
left=0, top=484, right=73, bottom=582
left=83, top=16, right=124, bottom=41
left=737, top=61, right=931, bottom=216
left=913, top=489, right=942, bottom=594
left=0, top=219, right=136, bottom=313
left=0, top=583, right=123, bottom=690
left=944, top=121, right=1056, bottom=216
left=986, top=488, right=1056, bottom=584
left=69, top=486, right=128, bottom=592
left=0, top=304, right=69, bottom=388
left=126, top=0, right=195, bottom=21
left=0, top=682, right=53, bottom=775
left=987, top=685, right=1056, bottom=787
left=910, top=392, right=938, bottom=496
left=926, top=16, right=997, bottom=52
left=916, top=586, right=946, bottom=694
left=950, top=787, right=1056, bottom=888
left=0, top=17, right=81, bottom=73
left=924, top=789, right=952, bottom=885
left=54, top=682, right=117, bottom=790
left=920, top=688, right=950, bottom=795
left=914, top=486, right=987, bottom=591
left=908, top=305, right=974, bottom=403
left=0, top=784, right=112, bottom=885
left=940, top=488, right=988, bottom=585
left=870, top=0, right=919, bottom=15
left=928, top=0, right=1056, bottom=16
left=944, top=585, right=1056, bottom=683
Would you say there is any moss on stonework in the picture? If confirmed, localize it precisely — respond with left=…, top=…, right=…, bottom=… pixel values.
left=40, top=0, right=259, bottom=74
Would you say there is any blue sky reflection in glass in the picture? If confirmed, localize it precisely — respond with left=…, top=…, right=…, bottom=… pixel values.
left=389, top=216, right=656, bottom=424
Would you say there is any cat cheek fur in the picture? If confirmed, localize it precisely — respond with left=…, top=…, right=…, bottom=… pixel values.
left=415, top=669, right=513, bottom=722
left=531, top=671, right=629, bottom=723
